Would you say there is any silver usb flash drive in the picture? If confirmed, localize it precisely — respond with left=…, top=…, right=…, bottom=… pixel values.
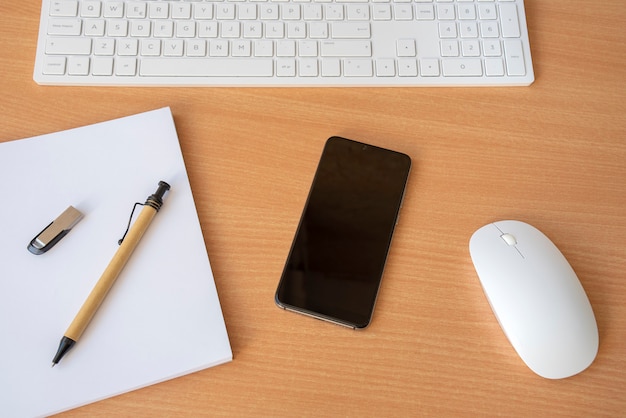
left=28, top=206, right=84, bottom=255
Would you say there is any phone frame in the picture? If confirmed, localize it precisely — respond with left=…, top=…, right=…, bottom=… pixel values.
left=275, top=137, right=411, bottom=329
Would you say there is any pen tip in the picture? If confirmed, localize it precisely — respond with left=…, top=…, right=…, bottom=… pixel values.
left=51, top=363, right=56, bottom=368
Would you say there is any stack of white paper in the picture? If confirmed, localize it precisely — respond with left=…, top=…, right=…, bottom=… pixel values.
left=0, top=108, right=232, bottom=417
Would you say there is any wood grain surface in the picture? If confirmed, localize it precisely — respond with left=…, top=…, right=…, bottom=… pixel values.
left=1, top=1, right=624, bottom=416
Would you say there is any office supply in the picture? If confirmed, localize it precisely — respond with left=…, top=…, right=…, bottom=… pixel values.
left=5, top=1, right=626, bottom=413
left=28, top=205, right=84, bottom=254
left=33, top=0, right=534, bottom=87
left=0, top=108, right=232, bottom=417
left=469, top=220, right=598, bottom=379
left=52, top=181, right=171, bottom=367
left=276, top=137, right=411, bottom=329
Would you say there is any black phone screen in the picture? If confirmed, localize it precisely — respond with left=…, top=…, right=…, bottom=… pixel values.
left=275, top=137, right=411, bottom=328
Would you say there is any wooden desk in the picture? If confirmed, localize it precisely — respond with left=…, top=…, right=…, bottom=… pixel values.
left=1, top=1, right=625, bottom=416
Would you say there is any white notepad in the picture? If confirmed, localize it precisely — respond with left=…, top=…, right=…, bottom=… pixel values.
left=0, top=108, right=232, bottom=417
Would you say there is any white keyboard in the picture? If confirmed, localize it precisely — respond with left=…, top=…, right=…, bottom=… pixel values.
left=34, top=0, right=534, bottom=86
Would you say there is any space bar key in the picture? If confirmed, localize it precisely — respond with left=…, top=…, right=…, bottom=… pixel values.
left=140, top=58, right=274, bottom=77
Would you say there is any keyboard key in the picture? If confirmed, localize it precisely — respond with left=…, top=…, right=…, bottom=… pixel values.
left=303, top=4, right=323, bottom=20
left=299, top=58, right=319, bottom=76
left=309, top=22, right=329, bottom=38
left=478, top=3, right=497, bottom=20
left=148, top=2, right=169, bottom=19
left=436, top=4, right=455, bottom=20
left=415, top=5, right=435, bottom=20
left=346, top=4, right=370, bottom=20
left=321, top=58, right=341, bottom=77
left=485, top=58, right=505, bottom=76
left=49, top=0, right=78, bottom=17
left=504, top=39, right=526, bottom=75
left=139, top=58, right=274, bottom=76
left=68, top=56, right=90, bottom=75
left=480, top=21, right=499, bottom=38
left=163, top=40, right=184, bottom=57
left=457, top=4, right=476, bottom=20
left=93, top=38, right=115, bottom=55
left=376, top=59, right=396, bottom=77
left=85, top=19, right=106, bottom=36
left=282, top=4, right=302, bottom=20
left=439, top=22, right=457, bottom=38
left=45, top=37, right=91, bottom=55
left=459, top=22, right=478, bottom=38
left=244, top=22, right=263, bottom=38
left=118, top=39, right=139, bottom=56
left=344, top=59, right=373, bottom=76
left=195, top=4, right=214, bottom=19
left=393, top=4, right=413, bottom=20
left=81, top=1, right=102, bottom=18
left=107, top=20, right=129, bottom=37
left=276, top=58, right=296, bottom=76
left=320, top=40, right=371, bottom=57
left=47, top=18, right=82, bottom=36
left=325, top=4, right=344, bottom=20
left=209, top=40, right=229, bottom=57
left=254, top=40, right=274, bottom=57
left=419, top=58, right=440, bottom=76
left=172, top=3, right=192, bottom=19
left=287, top=22, right=307, bottom=38
left=176, top=21, right=197, bottom=38
left=461, top=40, right=480, bottom=57
left=127, top=2, right=147, bottom=18
left=92, top=57, right=114, bottom=75
left=483, top=39, right=502, bottom=57
left=265, top=22, right=285, bottom=38
left=115, top=57, right=137, bottom=75
left=277, top=40, right=296, bottom=56
left=103, top=2, right=124, bottom=18
left=398, top=59, right=418, bottom=76
left=42, top=56, right=66, bottom=74
left=440, top=40, right=459, bottom=57
left=372, top=5, right=391, bottom=20
left=500, top=3, right=520, bottom=38
left=331, top=22, right=370, bottom=39
left=186, top=40, right=207, bottom=57
left=154, top=21, right=174, bottom=37
left=442, top=58, right=482, bottom=76
left=298, top=40, right=318, bottom=57
left=397, top=39, right=416, bottom=57
left=216, top=4, right=236, bottom=20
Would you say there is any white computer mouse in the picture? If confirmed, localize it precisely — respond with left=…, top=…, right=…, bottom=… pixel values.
left=469, top=220, right=598, bottom=379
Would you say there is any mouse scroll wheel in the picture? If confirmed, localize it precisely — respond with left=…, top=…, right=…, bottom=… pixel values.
left=500, top=233, right=517, bottom=246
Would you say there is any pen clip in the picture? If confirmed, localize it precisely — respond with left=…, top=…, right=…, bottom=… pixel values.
left=118, top=202, right=143, bottom=245
left=28, top=206, right=84, bottom=255
left=118, top=181, right=171, bottom=245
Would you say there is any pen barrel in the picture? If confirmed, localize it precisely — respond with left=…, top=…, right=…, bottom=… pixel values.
left=65, top=205, right=158, bottom=341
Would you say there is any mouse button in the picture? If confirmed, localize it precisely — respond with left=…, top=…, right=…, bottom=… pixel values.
left=470, top=248, right=517, bottom=287
left=500, top=233, right=517, bottom=246
left=493, top=220, right=525, bottom=235
left=470, top=223, right=516, bottom=256
left=492, top=278, right=537, bottom=314
left=469, top=223, right=500, bottom=244
left=547, top=277, right=597, bottom=332
left=510, top=223, right=572, bottom=265
left=528, top=310, right=598, bottom=379
left=494, top=220, right=545, bottom=247
left=480, top=265, right=537, bottom=312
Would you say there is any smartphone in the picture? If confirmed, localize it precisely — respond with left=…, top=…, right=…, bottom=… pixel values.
left=275, top=137, right=411, bottom=329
